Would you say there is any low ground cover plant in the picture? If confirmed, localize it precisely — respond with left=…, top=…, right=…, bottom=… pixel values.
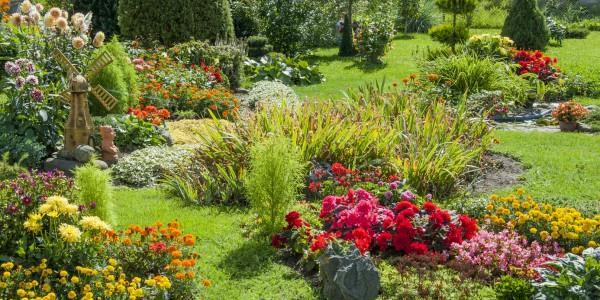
left=244, top=53, right=325, bottom=85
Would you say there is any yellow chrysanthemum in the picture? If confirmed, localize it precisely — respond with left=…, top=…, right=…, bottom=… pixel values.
left=79, top=216, right=111, bottom=231
left=58, top=224, right=81, bottom=243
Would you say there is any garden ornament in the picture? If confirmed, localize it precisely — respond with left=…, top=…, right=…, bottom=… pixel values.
left=99, top=125, right=119, bottom=163
left=53, top=48, right=118, bottom=155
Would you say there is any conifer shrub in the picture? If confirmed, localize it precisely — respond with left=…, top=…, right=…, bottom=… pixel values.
left=118, top=0, right=235, bottom=46
left=502, top=0, right=549, bottom=50
left=339, top=14, right=356, bottom=57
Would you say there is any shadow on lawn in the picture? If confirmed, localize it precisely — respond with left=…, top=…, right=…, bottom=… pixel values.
left=218, top=239, right=277, bottom=278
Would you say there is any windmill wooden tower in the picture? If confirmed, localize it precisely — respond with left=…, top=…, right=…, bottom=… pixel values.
left=53, top=48, right=118, bottom=154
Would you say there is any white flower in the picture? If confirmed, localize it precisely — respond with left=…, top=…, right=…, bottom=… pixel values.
left=20, top=0, right=32, bottom=14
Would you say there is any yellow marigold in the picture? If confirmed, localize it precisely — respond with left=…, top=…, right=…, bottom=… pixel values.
left=1, top=262, right=14, bottom=271
left=79, top=216, right=111, bottom=231
left=67, top=290, right=77, bottom=299
left=589, top=241, right=598, bottom=248
left=529, top=227, right=538, bottom=234
left=70, top=276, right=80, bottom=284
left=58, top=224, right=82, bottom=243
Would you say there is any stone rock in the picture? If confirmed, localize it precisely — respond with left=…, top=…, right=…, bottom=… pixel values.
left=73, top=145, right=95, bottom=163
left=44, top=158, right=108, bottom=176
left=154, top=125, right=173, bottom=146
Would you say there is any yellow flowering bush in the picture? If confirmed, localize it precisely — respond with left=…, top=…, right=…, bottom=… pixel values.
left=484, top=189, right=600, bottom=254
left=0, top=258, right=171, bottom=299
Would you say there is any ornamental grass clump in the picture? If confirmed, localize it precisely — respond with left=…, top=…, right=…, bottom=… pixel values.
left=245, top=135, right=305, bottom=235
left=74, top=163, right=112, bottom=221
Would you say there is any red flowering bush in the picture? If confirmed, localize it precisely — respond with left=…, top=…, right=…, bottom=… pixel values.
left=274, top=189, right=479, bottom=258
left=128, top=105, right=171, bottom=125
left=513, top=50, right=560, bottom=82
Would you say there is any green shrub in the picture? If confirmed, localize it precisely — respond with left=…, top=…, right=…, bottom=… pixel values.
left=494, top=275, right=536, bottom=300
left=74, top=163, right=112, bottom=221
left=73, top=0, right=120, bottom=38
left=168, top=40, right=246, bottom=89
left=245, top=53, right=324, bottom=86
left=111, top=146, right=193, bottom=187
left=90, top=37, right=139, bottom=115
left=571, top=18, right=600, bottom=31
left=356, top=7, right=396, bottom=64
left=0, top=123, right=46, bottom=168
left=244, top=135, right=305, bottom=235
left=258, top=0, right=310, bottom=55
left=429, top=23, right=470, bottom=48
left=0, top=152, right=26, bottom=181
left=92, top=115, right=167, bottom=153
left=118, top=0, right=235, bottom=46
left=470, top=6, right=507, bottom=29
left=547, top=17, right=567, bottom=45
left=502, top=0, right=549, bottom=50
left=247, top=35, right=273, bottom=58
left=435, top=0, right=477, bottom=49
left=566, top=27, right=590, bottom=39
left=243, top=81, right=299, bottom=109
left=231, top=0, right=261, bottom=38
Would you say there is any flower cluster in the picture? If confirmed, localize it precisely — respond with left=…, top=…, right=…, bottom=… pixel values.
left=513, top=50, right=560, bottom=82
left=485, top=189, right=600, bottom=254
left=452, top=229, right=562, bottom=278
left=466, top=34, right=514, bottom=59
left=128, top=105, right=171, bottom=125
left=133, top=53, right=237, bottom=119
left=0, top=258, right=171, bottom=299
left=551, top=100, right=589, bottom=122
left=274, top=189, right=478, bottom=258
left=101, top=220, right=204, bottom=298
left=4, top=58, right=44, bottom=101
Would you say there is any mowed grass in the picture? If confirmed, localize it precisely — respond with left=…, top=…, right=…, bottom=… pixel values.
left=110, top=188, right=318, bottom=300
left=492, top=130, right=600, bottom=214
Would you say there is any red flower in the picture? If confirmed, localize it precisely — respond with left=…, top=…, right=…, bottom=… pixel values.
left=285, top=211, right=303, bottom=229
left=310, top=233, right=331, bottom=252
left=376, top=232, right=392, bottom=251
left=444, top=224, right=463, bottom=247
left=331, top=163, right=348, bottom=176
left=149, top=242, right=167, bottom=253
left=459, top=215, right=478, bottom=239
left=271, top=234, right=286, bottom=248
left=351, top=227, right=371, bottom=254
left=423, top=202, right=438, bottom=214
left=407, top=242, right=429, bottom=255
left=320, top=196, right=338, bottom=218
left=308, top=181, right=321, bottom=193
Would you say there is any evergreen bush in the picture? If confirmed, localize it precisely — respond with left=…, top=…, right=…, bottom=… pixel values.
left=118, top=0, right=235, bottom=46
left=502, top=0, right=549, bottom=50
left=339, top=14, right=356, bottom=57
left=90, top=37, right=139, bottom=115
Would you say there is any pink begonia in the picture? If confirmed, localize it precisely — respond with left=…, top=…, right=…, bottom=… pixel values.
left=452, top=229, right=562, bottom=278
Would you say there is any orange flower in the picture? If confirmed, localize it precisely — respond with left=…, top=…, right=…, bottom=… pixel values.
left=123, top=238, right=132, bottom=246
left=182, top=259, right=196, bottom=267
left=202, top=279, right=212, bottom=287
left=175, top=272, right=186, bottom=280
left=182, top=234, right=195, bottom=246
left=171, top=259, right=182, bottom=267
left=171, top=250, right=183, bottom=258
left=186, top=271, right=195, bottom=278
left=168, top=221, right=179, bottom=229
left=209, top=104, right=218, bottom=111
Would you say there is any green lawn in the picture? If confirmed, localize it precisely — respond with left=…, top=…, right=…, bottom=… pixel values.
left=110, top=188, right=318, bottom=300
left=546, top=32, right=600, bottom=88
left=492, top=130, right=600, bottom=214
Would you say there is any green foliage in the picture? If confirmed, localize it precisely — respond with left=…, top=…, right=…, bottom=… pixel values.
left=247, top=35, right=273, bottom=58
left=502, top=0, right=549, bottom=50
left=231, top=0, right=261, bottom=38
left=471, top=5, right=507, bottom=29
left=429, top=23, right=470, bottom=48
left=257, top=0, right=310, bottom=55
left=435, top=0, right=477, bottom=15
left=111, top=146, right=193, bottom=187
left=245, top=135, right=304, bottom=234
left=566, top=27, right=591, bottom=39
left=245, top=53, right=325, bottom=86
left=544, top=0, right=587, bottom=23
left=161, top=174, right=199, bottom=205
left=547, top=17, right=567, bottom=45
left=74, top=163, right=112, bottom=221
left=0, top=152, right=26, bottom=181
left=118, top=0, right=235, bottom=46
left=243, top=81, right=299, bottom=109
left=169, top=40, right=246, bottom=89
left=318, top=243, right=380, bottom=300
left=92, top=115, right=167, bottom=153
left=533, top=248, right=600, bottom=299
left=494, top=275, right=536, bottom=300
left=356, top=7, right=396, bottom=64
left=339, top=14, right=356, bottom=57
left=465, top=34, right=515, bottom=60
left=0, top=122, right=47, bottom=168
left=571, top=18, right=600, bottom=31
left=73, top=0, right=120, bottom=37
left=378, top=260, right=496, bottom=299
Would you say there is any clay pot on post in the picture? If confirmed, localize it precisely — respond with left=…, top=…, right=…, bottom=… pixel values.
left=559, top=121, right=578, bottom=132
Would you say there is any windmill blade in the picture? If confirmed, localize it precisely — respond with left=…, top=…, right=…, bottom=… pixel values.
left=91, top=85, right=118, bottom=111
left=86, top=51, right=114, bottom=80
left=52, top=49, right=79, bottom=76
left=59, top=90, right=71, bottom=105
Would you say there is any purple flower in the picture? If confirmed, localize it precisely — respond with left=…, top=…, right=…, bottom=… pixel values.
left=26, top=62, right=35, bottom=74
left=4, top=62, right=21, bottom=76
left=6, top=204, right=19, bottom=215
left=15, top=58, right=30, bottom=68
left=384, top=191, right=393, bottom=200
left=401, top=190, right=416, bottom=202
left=89, top=202, right=97, bottom=209
left=426, top=194, right=433, bottom=201
left=25, top=75, right=39, bottom=85
left=390, top=182, right=399, bottom=190
left=15, top=76, right=25, bottom=89
left=30, top=89, right=44, bottom=102
left=378, top=181, right=384, bottom=186
left=21, top=196, right=32, bottom=206
left=78, top=205, right=86, bottom=212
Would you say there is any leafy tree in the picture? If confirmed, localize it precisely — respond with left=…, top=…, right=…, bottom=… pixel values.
left=435, top=0, right=477, bottom=50
left=258, top=0, right=311, bottom=55
left=339, top=13, right=356, bottom=56
left=502, top=0, right=549, bottom=50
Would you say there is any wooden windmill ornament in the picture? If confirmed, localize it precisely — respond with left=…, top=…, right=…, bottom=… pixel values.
left=53, top=48, right=118, bottom=154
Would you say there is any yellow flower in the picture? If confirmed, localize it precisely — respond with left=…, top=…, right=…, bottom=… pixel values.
left=516, top=188, right=525, bottom=196
left=79, top=216, right=111, bottom=231
left=3, top=271, right=10, bottom=278
left=24, top=213, right=43, bottom=232
left=17, top=289, right=26, bottom=297
left=108, top=258, right=117, bottom=267
left=490, top=194, right=499, bottom=202
left=58, top=224, right=82, bottom=243
left=589, top=241, right=598, bottom=248
left=60, top=270, right=68, bottom=277
left=1, top=262, right=14, bottom=271
left=67, top=291, right=77, bottom=299
left=486, top=204, right=494, bottom=211
left=70, top=276, right=80, bottom=284
left=529, top=227, right=538, bottom=234
left=540, top=231, right=549, bottom=240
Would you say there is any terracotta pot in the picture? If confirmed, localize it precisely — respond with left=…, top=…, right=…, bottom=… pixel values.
left=559, top=121, right=578, bottom=132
